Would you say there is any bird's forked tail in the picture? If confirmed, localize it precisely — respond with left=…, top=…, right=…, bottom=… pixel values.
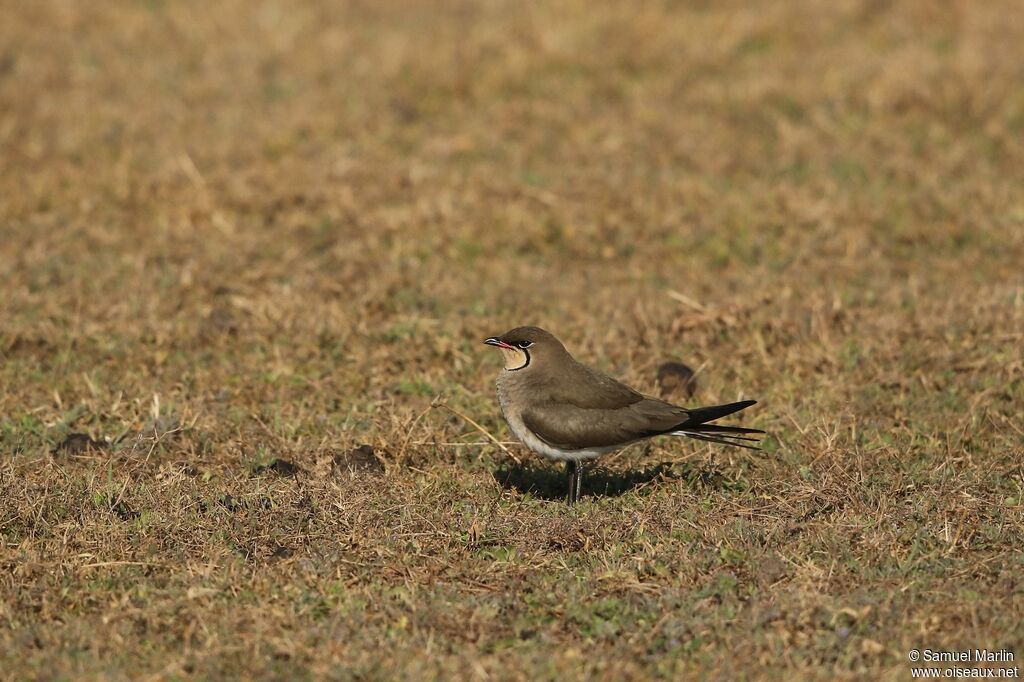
left=672, top=399, right=764, bottom=450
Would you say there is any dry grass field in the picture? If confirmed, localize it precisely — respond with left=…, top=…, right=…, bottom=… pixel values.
left=2, top=0, right=1024, bottom=679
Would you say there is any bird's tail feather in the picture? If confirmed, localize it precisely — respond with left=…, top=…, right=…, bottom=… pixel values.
left=673, top=429, right=762, bottom=450
left=679, top=400, right=758, bottom=428
left=671, top=400, right=764, bottom=450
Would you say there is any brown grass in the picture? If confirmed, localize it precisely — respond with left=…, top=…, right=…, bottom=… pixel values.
left=2, top=0, right=1023, bottom=679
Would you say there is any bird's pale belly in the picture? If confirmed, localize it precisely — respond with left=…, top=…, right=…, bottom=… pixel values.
left=496, top=371, right=614, bottom=462
left=503, top=411, right=613, bottom=462
left=495, top=381, right=617, bottom=463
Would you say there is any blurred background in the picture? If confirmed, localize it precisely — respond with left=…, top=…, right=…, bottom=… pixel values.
left=2, top=1, right=1022, bottom=409
left=4, top=0, right=1023, bottom=445
left=1, top=0, right=1023, bottom=678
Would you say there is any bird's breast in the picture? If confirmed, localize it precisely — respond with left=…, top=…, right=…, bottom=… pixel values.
left=494, top=370, right=610, bottom=463
left=494, top=370, right=522, bottom=421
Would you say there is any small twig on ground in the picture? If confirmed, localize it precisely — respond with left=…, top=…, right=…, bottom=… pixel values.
left=433, top=396, right=521, bottom=464
left=666, top=289, right=708, bottom=312
left=80, top=561, right=164, bottom=569
left=412, top=441, right=518, bottom=446
left=397, top=399, right=438, bottom=461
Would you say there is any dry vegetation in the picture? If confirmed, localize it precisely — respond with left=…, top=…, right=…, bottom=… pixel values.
left=2, top=0, right=1024, bottom=679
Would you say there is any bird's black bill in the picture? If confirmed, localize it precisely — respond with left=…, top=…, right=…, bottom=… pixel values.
left=484, top=337, right=513, bottom=349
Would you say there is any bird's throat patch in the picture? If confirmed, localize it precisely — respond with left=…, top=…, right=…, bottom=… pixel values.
left=500, top=347, right=530, bottom=371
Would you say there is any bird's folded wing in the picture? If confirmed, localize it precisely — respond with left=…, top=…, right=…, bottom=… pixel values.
left=521, top=399, right=689, bottom=450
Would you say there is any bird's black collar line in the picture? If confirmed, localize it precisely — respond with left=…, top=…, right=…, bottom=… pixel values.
left=510, top=350, right=531, bottom=371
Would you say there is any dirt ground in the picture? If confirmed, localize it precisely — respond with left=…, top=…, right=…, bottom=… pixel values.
left=1, top=0, right=1023, bottom=679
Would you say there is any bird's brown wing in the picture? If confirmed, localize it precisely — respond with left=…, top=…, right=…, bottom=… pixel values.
left=521, top=398, right=689, bottom=450
left=542, top=360, right=647, bottom=410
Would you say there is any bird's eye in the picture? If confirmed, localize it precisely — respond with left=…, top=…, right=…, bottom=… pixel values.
left=516, top=340, right=533, bottom=349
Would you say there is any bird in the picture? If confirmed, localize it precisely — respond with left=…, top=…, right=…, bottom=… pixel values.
left=484, top=326, right=763, bottom=504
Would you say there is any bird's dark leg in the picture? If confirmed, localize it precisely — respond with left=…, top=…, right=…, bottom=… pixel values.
left=566, top=460, right=585, bottom=504
left=574, top=461, right=585, bottom=503
left=566, top=461, right=575, bottom=504
left=566, top=461, right=577, bottom=504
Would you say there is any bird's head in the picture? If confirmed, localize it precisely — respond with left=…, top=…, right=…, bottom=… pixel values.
left=483, top=326, right=566, bottom=371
